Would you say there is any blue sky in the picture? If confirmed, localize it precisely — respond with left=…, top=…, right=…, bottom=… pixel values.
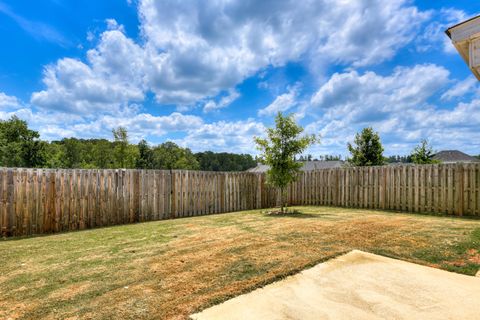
left=0, top=0, right=479, bottom=157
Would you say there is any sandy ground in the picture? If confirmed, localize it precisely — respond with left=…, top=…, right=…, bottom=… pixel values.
left=191, top=250, right=480, bottom=320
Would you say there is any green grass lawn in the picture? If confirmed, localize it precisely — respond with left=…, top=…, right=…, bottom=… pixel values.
left=1, top=206, right=479, bottom=320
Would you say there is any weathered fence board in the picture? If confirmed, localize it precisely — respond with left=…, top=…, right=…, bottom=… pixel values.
left=1, top=163, right=479, bottom=237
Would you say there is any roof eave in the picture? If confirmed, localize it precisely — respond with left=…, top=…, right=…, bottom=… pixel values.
left=445, top=14, right=480, bottom=39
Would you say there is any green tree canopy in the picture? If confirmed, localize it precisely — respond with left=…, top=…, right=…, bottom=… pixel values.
left=318, top=154, right=342, bottom=161
left=112, top=127, right=138, bottom=168
left=410, top=139, right=438, bottom=164
left=0, top=116, right=47, bottom=167
left=195, top=151, right=256, bottom=171
left=254, top=112, right=316, bottom=212
left=136, top=139, right=154, bottom=169
left=347, top=127, right=385, bottom=166
left=152, top=142, right=199, bottom=170
left=386, top=155, right=411, bottom=163
left=61, top=138, right=83, bottom=168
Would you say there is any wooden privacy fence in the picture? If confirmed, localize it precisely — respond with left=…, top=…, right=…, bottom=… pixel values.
left=0, top=169, right=271, bottom=237
left=0, top=163, right=479, bottom=237
left=286, top=163, right=480, bottom=217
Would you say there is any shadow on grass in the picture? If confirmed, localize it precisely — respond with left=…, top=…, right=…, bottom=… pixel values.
left=263, top=210, right=336, bottom=219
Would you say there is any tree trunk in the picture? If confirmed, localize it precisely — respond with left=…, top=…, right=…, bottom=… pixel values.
left=280, top=187, right=286, bottom=213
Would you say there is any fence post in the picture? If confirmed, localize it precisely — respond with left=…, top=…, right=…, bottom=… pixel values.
left=457, top=163, right=464, bottom=216
left=170, top=170, right=176, bottom=218
left=255, top=174, right=260, bottom=209
left=133, top=170, right=140, bottom=222
left=334, top=168, right=339, bottom=206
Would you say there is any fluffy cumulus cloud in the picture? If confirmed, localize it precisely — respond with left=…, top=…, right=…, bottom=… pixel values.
left=31, top=0, right=429, bottom=112
left=76, top=111, right=203, bottom=141
left=175, top=119, right=266, bottom=153
left=258, top=84, right=300, bottom=116
left=0, top=96, right=85, bottom=140
left=0, top=92, right=21, bottom=108
left=1, top=100, right=204, bottom=142
left=203, top=89, right=240, bottom=113
left=31, top=25, right=145, bottom=113
left=305, top=64, right=480, bottom=155
left=311, top=64, right=450, bottom=115
left=441, top=76, right=480, bottom=101
left=139, top=0, right=428, bottom=105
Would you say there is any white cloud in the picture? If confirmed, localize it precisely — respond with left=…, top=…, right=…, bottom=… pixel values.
left=1, top=100, right=204, bottom=143
left=139, top=0, right=428, bottom=105
left=203, top=89, right=240, bottom=112
left=304, top=64, right=480, bottom=155
left=31, top=0, right=429, bottom=112
left=311, top=64, right=449, bottom=116
left=11, top=70, right=260, bottom=152
left=31, top=22, right=145, bottom=113
left=0, top=107, right=83, bottom=141
left=86, top=31, right=95, bottom=42
left=258, top=84, right=299, bottom=116
left=416, top=8, right=468, bottom=54
left=175, top=119, right=265, bottom=153
left=2, top=90, right=204, bottom=142
left=0, top=92, right=21, bottom=108
left=81, top=111, right=204, bottom=141
left=105, top=19, right=125, bottom=32
left=312, top=1, right=429, bottom=67
left=441, top=76, right=479, bottom=101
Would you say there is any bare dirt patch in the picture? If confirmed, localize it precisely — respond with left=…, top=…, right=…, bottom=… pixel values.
left=467, top=249, right=480, bottom=264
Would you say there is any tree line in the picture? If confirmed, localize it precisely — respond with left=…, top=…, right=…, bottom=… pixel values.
left=0, top=116, right=256, bottom=171
left=1, top=115, right=477, bottom=171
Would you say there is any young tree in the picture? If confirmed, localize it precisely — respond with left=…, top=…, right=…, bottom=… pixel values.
left=112, top=127, right=128, bottom=168
left=254, top=112, right=316, bottom=213
left=410, top=139, right=438, bottom=164
left=347, top=127, right=385, bottom=166
left=112, top=127, right=138, bottom=168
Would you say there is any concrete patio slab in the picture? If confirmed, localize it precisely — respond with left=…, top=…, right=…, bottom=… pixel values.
left=191, top=250, right=480, bottom=320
